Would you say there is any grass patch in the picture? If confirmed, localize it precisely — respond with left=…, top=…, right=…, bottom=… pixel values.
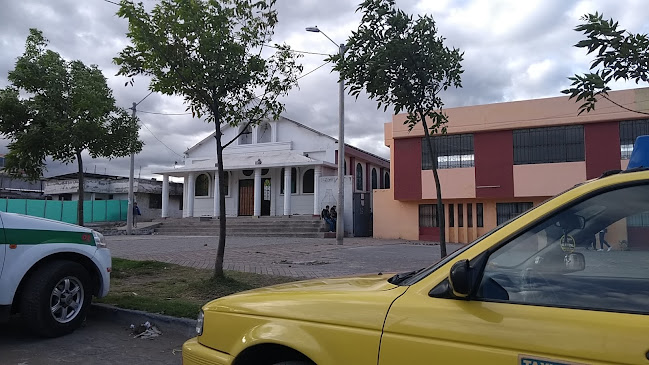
left=97, top=258, right=297, bottom=318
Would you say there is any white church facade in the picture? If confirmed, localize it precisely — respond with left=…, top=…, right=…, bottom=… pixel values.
left=154, top=117, right=390, bottom=233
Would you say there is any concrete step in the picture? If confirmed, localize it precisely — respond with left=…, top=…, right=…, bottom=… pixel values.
left=153, top=216, right=329, bottom=238
left=153, top=227, right=329, bottom=234
left=153, top=231, right=326, bottom=238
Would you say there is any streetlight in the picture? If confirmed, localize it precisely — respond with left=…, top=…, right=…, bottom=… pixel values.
left=306, top=26, right=346, bottom=245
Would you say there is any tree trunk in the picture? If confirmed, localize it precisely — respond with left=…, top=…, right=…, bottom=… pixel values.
left=213, top=101, right=227, bottom=279
left=420, top=117, right=447, bottom=257
left=76, top=151, right=85, bottom=226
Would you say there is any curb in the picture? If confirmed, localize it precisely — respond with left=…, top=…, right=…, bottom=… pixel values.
left=91, top=303, right=197, bottom=338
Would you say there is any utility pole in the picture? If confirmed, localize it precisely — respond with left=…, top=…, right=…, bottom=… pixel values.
left=127, top=102, right=136, bottom=235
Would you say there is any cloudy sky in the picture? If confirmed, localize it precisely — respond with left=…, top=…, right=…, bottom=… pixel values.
left=1, top=0, right=647, bottom=179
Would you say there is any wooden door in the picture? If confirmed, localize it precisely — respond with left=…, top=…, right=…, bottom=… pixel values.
left=238, top=180, right=254, bottom=216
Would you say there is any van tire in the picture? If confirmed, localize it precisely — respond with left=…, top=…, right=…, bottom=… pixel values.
left=20, top=260, right=92, bottom=337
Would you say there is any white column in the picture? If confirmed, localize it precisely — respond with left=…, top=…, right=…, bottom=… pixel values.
left=313, top=166, right=321, bottom=215
left=253, top=168, right=262, bottom=217
left=187, top=172, right=195, bottom=218
left=283, top=167, right=292, bottom=216
left=182, top=176, right=188, bottom=217
left=161, top=174, right=169, bottom=218
left=213, top=171, right=220, bottom=217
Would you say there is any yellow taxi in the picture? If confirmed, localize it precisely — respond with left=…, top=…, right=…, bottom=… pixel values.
left=183, top=143, right=649, bottom=365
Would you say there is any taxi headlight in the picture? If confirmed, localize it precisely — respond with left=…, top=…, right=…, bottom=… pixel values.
left=92, top=230, right=107, bottom=248
left=196, top=309, right=204, bottom=336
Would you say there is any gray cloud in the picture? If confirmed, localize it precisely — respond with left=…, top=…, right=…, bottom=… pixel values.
left=1, top=0, right=648, bottom=180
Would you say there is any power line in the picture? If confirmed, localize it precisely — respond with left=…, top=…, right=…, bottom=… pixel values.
left=102, top=0, right=121, bottom=5
left=297, top=60, right=331, bottom=80
left=136, top=91, right=154, bottom=106
left=138, top=121, right=185, bottom=158
left=263, top=43, right=330, bottom=56
left=135, top=61, right=331, bottom=116
left=139, top=110, right=192, bottom=116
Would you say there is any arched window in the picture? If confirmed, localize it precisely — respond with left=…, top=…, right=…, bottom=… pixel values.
left=384, top=172, right=390, bottom=189
left=257, top=122, right=272, bottom=143
left=356, top=163, right=363, bottom=191
left=239, top=124, right=252, bottom=145
left=302, top=169, right=314, bottom=194
left=195, top=174, right=210, bottom=196
left=371, top=168, right=378, bottom=190
left=280, top=167, right=297, bottom=194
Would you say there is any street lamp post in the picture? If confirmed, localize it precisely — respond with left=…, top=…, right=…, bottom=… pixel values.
left=306, top=26, right=345, bottom=245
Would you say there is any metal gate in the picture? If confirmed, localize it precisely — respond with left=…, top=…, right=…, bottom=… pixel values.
left=353, top=192, right=371, bottom=237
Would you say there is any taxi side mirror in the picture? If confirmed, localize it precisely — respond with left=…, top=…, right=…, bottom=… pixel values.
left=564, top=252, right=586, bottom=272
left=449, top=260, right=473, bottom=298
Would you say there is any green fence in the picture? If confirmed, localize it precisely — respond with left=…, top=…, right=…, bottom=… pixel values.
left=0, top=199, right=128, bottom=224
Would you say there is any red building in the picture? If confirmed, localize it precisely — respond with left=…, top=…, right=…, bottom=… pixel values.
left=374, top=87, right=649, bottom=249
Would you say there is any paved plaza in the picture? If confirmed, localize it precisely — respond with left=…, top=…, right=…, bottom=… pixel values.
left=107, top=235, right=464, bottom=278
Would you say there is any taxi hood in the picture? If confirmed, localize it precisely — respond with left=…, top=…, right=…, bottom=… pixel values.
left=202, top=273, right=406, bottom=330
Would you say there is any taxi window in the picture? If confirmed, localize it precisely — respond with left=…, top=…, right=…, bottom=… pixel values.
left=477, top=183, right=649, bottom=314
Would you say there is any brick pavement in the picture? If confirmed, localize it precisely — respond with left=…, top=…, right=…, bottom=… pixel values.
left=107, top=235, right=463, bottom=278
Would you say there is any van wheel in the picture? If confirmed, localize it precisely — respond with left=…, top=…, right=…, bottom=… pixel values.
left=20, top=260, right=92, bottom=337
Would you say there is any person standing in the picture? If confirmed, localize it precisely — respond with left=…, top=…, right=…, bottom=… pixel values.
left=330, top=206, right=337, bottom=232
left=598, top=228, right=611, bottom=251
left=133, top=202, right=142, bottom=228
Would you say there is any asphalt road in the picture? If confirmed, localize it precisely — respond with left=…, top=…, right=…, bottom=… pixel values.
left=0, top=307, right=191, bottom=365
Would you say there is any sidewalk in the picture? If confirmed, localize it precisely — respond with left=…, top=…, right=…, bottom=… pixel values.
left=107, top=235, right=462, bottom=278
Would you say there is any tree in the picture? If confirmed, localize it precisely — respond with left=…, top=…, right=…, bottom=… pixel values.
left=331, top=0, right=463, bottom=257
left=0, top=29, right=143, bottom=226
left=562, top=12, right=649, bottom=115
left=114, top=0, right=302, bottom=278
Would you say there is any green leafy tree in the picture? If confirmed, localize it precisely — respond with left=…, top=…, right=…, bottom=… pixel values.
left=563, top=12, right=649, bottom=115
left=331, top=0, right=463, bottom=256
left=0, top=29, right=143, bottom=226
left=114, top=0, right=302, bottom=278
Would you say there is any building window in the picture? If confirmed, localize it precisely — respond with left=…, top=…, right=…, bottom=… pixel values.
left=496, top=202, right=533, bottom=225
left=344, top=161, right=347, bottom=175
left=356, top=163, right=363, bottom=191
left=419, top=204, right=443, bottom=227
left=477, top=203, right=483, bottom=227
left=627, top=210, right=649, bottom=227
left=195, top=174, right=210, bottom=196
left=371, top=168, right=378, bottom=190
left=242, top=170, right=253, bottom=177
left=149, top=194, right=162, bottom=209
left=467, top=203, right=473, bottom=228
left=280, top=168, right=297, bottom=194
left=239, top=124, right=252, bottom=145
left=458, top=203, right=464, bottom=227
left=448, top=204, right=455, bottom=227
left=108, top=194, right=114, bottom=200
left=620, top=119, right=649, bottom=159
left=384, top=172, right=390, bottom=189
left=257, top=122, right=272, bottom=143
left=422, top=134, right=474, bottom=170
left=302, top=169, right=314, bottom=194
left=513, top=125, right=584, bottom=165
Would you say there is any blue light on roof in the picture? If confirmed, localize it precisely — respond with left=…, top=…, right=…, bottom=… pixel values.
left=627, top=135, right=649, bottom=170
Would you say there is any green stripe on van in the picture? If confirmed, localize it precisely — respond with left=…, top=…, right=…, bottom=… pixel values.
left=4, top=229, right=95, bottom=246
